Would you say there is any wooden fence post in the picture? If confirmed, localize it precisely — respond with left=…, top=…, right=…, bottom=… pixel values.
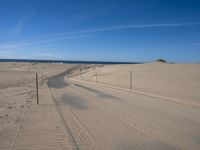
left=36, top=74, right=39, bottom=105
left=96, top=72, right=97, bottom=83
left=130, top=71, right=132, bottom=89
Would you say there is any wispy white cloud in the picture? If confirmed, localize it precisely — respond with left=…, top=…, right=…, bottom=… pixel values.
left=40, top=22, right=198, bottom=37
left=0, top=34, right=90, bottom=51
left=73, top=22, right=197, bottom=32
left=10, top=11, right=35, bottom=36
left=0, top=50, right=14, bottom=54
left=13, top=22, right=197, bottom=43
left=1, top=22, right=199, bottom=52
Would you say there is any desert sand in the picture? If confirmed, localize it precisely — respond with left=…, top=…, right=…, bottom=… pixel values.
left=0, top=62, right=200, bottom=150
left=72, top=62, right=200, bottom=103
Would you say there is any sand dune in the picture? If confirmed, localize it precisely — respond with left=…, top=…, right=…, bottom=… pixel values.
left=0, top=62, right=200, bottom=150
left=74, top=62, right=200, bottom=103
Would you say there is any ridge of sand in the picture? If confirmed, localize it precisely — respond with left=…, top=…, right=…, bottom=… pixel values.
left=69, top=78, right=200, bottom=110
left=72, top=63, right=200, bottom=104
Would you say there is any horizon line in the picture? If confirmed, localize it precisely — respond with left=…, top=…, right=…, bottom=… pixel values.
left=0, top=58, right=199, bottom=64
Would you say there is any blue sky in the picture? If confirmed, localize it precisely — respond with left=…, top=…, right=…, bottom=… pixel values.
left=0, top=0, right=200, bottom=62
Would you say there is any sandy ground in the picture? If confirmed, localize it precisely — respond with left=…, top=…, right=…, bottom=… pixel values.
left=0, top=62, right=200, bottom=150
left=0, top=62, right=72, bottom=149
left=73, top=62, right=200, bottom=103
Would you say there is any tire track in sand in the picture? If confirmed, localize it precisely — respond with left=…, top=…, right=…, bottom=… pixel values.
left=68, top=85, right=186, bottom=149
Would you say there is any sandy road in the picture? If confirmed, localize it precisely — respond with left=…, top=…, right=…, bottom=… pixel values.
left=47, top=69, right=200, bottom=150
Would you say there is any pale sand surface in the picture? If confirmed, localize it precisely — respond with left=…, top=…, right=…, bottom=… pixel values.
left=0, top=62, right=200, bottom=150
left=73, top=62, right=200, bottom=103
left=0, top=62, right=75, bottom=149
